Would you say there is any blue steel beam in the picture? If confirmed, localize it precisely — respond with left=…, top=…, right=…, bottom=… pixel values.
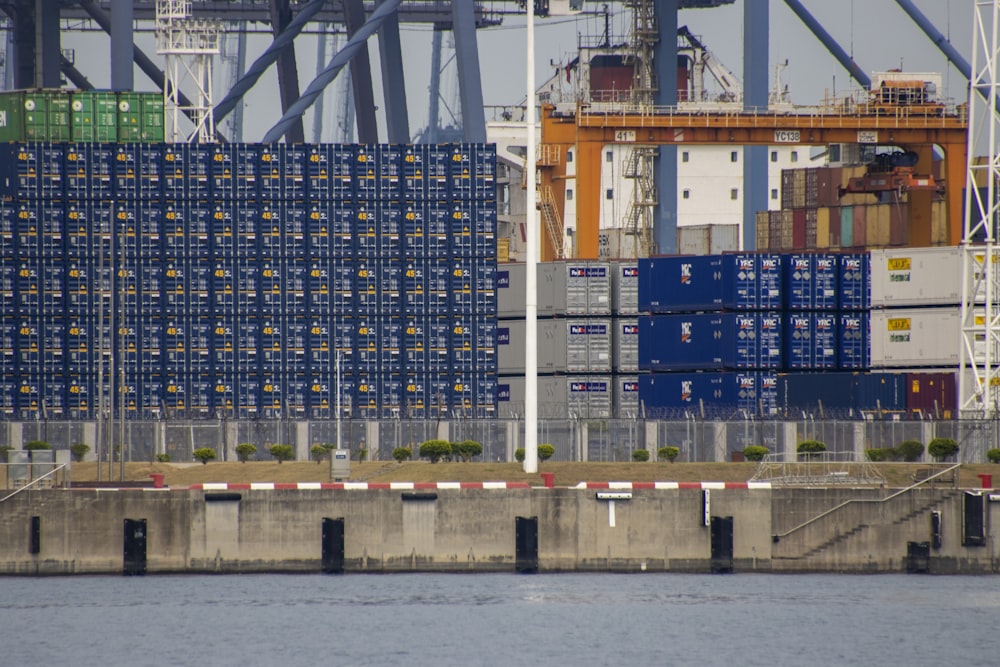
left=214, top=0, right=327, bottom=124
left=39, top=0, right=60, bottom=87
left=654, top=0, right=679, bottom=255
left=743, top=0, right=768, bottom=252
left=263, top=0, right=403, bottom=143
left=378, top=0, right=410, bottom=142
left=344, top=0, right=379, bottom=144
left=783, top=0, right=870, bottom=89
left=110, top=0, right=133, bottom=90
left=451, top=0, right=486, bottom=142
left=269, top=0, right=305, bottom=144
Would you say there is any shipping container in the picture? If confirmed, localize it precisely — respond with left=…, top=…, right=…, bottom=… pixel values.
left=776, top=371, right=906, bottom=415
left=498, top=318, right=612, bottom=374
left=610, top=261, right=639, bottom=315
left=497, top=261, right=611, bottom=317
left=783, top=312, right=838, bottom=370
left=870, top=246, right=968, bottom=307
left=639, top=313, right=782, bottom=371
left=870, top=307, right=964, bottom=368
left=838, top=312, right=870, bottom=370
left=497, top=375, right=612, bottom=419
left=639, top=371, right=777, bottom=418
left=613, top=318, right=639, bottom=373
left=676, top=224, right=739, bottom=255
left=838, top=253, right=870, bottom=311
left=905, top=371, right=957, bottom=419
left=783, top=253, right=839, bottom=311
left=612, top=374, right=640, bottom=418
left=0, top=91, right=70, bottom=141
left=643, top=253, right=782, bottom=313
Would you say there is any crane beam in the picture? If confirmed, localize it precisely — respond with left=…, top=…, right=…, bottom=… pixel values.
left=539, top=103, right=969, bottom=259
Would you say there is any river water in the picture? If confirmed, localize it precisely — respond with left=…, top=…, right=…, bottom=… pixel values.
left=1, top=573, right=996, bottom=666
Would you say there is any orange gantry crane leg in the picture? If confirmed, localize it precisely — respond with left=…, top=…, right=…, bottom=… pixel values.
left=539, top=103, right=969, bottom=259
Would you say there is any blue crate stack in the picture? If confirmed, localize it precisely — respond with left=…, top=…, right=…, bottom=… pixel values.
left=0, top=141, right=497, bottom=421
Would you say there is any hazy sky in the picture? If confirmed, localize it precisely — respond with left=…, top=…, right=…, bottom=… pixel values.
left=50, top=0, right=976, bottom=142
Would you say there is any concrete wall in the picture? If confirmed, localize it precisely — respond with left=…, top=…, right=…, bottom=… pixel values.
left=0, top=487, right=996, bottom=575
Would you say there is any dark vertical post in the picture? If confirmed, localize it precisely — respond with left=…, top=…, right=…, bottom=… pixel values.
left=123, top=518, right=147, bottom=576
left=322, top=517, right=345, bottom=574
left=450, top=0, right=486, bottom=142
left=29, top=516, right=41, bottom=555
left=37, top=0, right=61, bottom=88
left=930, top=511, right=942, bottom=549
left=653, top=0, right=679, bottom=254
left=906, top=541, right=931, bottom=573
left=110, top=0, right=134, bottom=91
left=743, top=0, right=769, bottom=251
left=269, top=0, right=305, bottom=143
left=710, top=515, right=734, bottom=573
left=515, top=516, right=538, bottom=573
left=343, top=0, right=379, bottom=143
left=377, top=0, right=410, bottom=143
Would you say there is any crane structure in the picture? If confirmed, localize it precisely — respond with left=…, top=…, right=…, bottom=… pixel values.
left=537, top=101, right=969, bottom=261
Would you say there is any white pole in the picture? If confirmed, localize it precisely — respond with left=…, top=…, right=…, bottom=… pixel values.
left=336, top=349, right=342, bottom=450
left=524, top=3, right=538, bottom=474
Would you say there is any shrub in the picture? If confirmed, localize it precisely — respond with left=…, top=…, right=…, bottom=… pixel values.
left=514, top=447, right=525, bottom=463
left=452, top=440, right=483, bottom=462
left=310, top=445, right=330, bottom=463
left=797, top=440, right=827, bottom=457
left=419, top=439, right=452, bottom=464
left=928, top=438, right=959, bottom=462
left=70, top=443, right=91, bottom=462
left=25, top=440, right=51, bottom=451
left=988, top=448, right=1000, bottom=464
left=356, top=448, right=368, bottom=462
left=193, top=448, right=216, bottom=465
left=896, top=440, right=925, bottom=462
left=269, top=445, right=294, bottom=463
left=235, top=443, right=257, bottom=463
left=538, top=444, right=555, bottom=462
left=155, top=453, right=172, bottom=463
left=631, top=449, right=650, bottom=462
left=658, top=446, right=680, bottom=463
left=392, top=447, right=413, bottom=463
left=865, top=448, right=889, bottom=462
left=743, top=445, right=769, bottom=462
left=0, top=445, right=13, bottom=462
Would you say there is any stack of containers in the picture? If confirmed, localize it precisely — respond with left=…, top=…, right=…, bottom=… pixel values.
left=0, top=141, right=497, bottom=421
left=495, top=261, right=614, bottom=418
left=636, top=253, right=783, bottom=418
left=755, top=164, right=949, bottom=251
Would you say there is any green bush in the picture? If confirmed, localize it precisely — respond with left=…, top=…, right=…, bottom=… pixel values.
left=632, top=449, right=650, bottom=462
left=193, top=448, right=216, bottom=464
left=797, top=440, right=827, bottom=457
left=25, top=440, right=51, bottom=451
left=987, top=448, right=1000, bottom=464
left=155, top=453, right=172, bottom=463
left=0, top=445, right=13, bottom=462
left=235, top=443, right=257, bottom=463
left=742, top=445, right=769, bottom=462
left=865, top=448, right=889, bottom=462
left=538, top=444, right=555, bottom=462
left=392, top=447, right=413, bottom=463
left=269, top=445, right=294, bottom=463
left=452, top=440, right=483, bottom=462
left=356, top=447, right=368, bottom=462
left=70, top=443, right=91, bottom=462
left=514, top=447, right=525, bottom=463
left=928, top=438, right=959, bottom=462
left=658, top=446, right=680, bottom=463
left=310, top=445, right=331, bottom=463
left=419, top=439, right=452, bottom=463
left=896, top=440, right=925, bottom=462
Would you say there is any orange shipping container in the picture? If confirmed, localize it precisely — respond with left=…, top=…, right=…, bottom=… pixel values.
left=932, top=200, right=948, bottom=245
left=816, top=206, right=831, bottom=249
left=853, top=205, right=867, bottom=248
left=755, top=211, right=770, bottom=251
left=889, top=202, right=909, bottom=246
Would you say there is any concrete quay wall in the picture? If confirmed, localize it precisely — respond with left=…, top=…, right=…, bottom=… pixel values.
left=0, top=486, right=996, bottom=575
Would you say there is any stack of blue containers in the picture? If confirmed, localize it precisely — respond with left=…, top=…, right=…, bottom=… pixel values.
left=0, top=141, right=497, bottom=420
left=637, top=252, right=871, bottom=417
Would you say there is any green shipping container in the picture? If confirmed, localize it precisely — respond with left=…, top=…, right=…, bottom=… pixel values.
left=141, top=93, right=164, bottom=142
left=117, top=92, right=142, bottom=142
left=0, top=92, right=26, bottom=142
left=71, top=91, right=118, bottom=142
left=46, top=92, right=71, bottom=141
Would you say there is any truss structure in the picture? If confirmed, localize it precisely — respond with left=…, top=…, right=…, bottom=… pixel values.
left=156, top=0, right=221, bottom=143
left=749, top=452, right=886, bottom=487
left=960, top=1, right=1000, bottom=417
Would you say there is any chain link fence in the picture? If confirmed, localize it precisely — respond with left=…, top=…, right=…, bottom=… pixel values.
left=2, top=415, right=997, bottom=464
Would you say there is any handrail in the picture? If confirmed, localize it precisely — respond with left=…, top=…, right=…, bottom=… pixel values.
left=0, top=464, right=70, bottom=504
left=772, top=463, right=962, bottom=541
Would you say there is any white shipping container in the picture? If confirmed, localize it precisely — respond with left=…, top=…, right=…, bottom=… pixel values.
left=869, top=247, right=994, bottom=307
left=498, top=261, right=612, bottom=318
left=498, top=375, right=613, bottom=419
left=676, top=224, right=739, bottom=256
left=613, top=374, right=640, bottom=418
left=498, top=319, right=612, bottom=374
left=612, top=318, right=639, bottom=372
left=611, top=261, right=639, bottom=315
left=869, top=307, right=987, bottom=368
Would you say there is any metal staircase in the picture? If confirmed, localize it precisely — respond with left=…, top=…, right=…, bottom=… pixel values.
left=538, top=185, right=565, bottom=259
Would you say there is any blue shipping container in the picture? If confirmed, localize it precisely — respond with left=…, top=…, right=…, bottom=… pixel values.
left=838, top=312, right=870, bottom=370
left=838, top=253, right=870, bottom=311
left=783, top=253, right=839, bottom=310
left=784, top=312, right=838, bottom=370
left=638, top=371, right=777, bottom=418
left=646, top=253, right=782, bottom=312
left=639, top=313, right=782, bottom=371
left=776, top=372, right=906, bottom=415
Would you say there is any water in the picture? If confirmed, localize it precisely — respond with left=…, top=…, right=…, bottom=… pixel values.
left=1, top=573, right=996, bottom=667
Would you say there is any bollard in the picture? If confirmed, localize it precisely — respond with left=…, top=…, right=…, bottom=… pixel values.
left=540, top=472, right=555, bottom=488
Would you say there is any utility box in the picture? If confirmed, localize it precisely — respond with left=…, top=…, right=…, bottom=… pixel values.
left=332, top=449, right=350, bottom=480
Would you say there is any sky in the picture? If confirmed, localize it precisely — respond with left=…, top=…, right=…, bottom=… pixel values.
left=40, top=0, right=978, bottom=143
